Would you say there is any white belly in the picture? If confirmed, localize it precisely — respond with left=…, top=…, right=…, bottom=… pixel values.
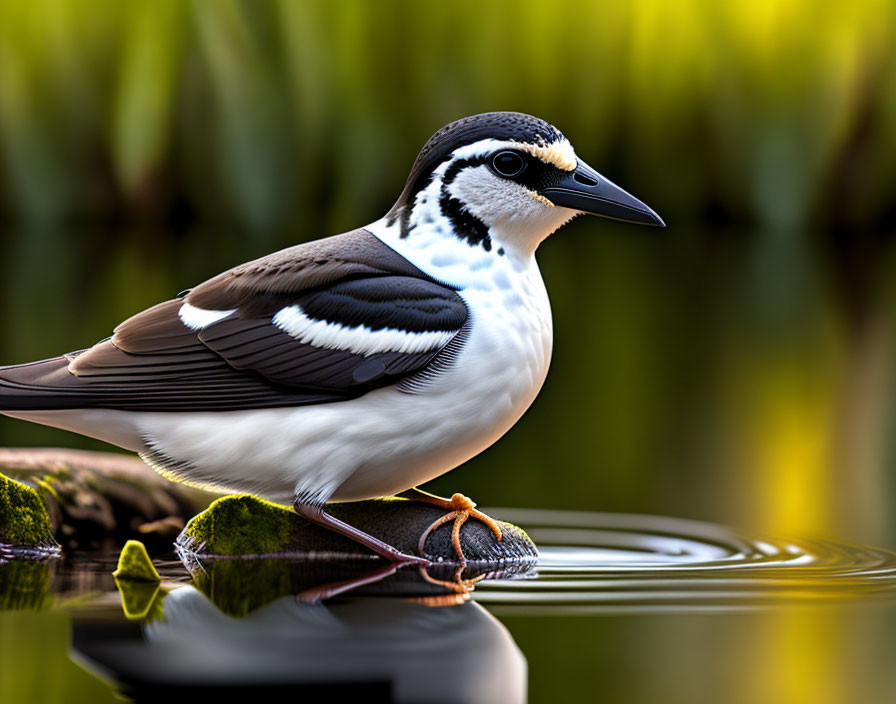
left=135, top=264, right=551, bottom=503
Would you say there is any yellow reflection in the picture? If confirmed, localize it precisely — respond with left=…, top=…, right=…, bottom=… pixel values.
left=752, top=362, right=836, bottom=535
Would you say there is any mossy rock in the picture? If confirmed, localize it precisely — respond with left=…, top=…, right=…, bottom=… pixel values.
left=113, top=540, right=160, bottom=582
left=0, top=448, right=211, bottom=550
left=0, top=471, right=59, bottom=556
left=111, top=540, right=166, bottom=620
left=177, top=494, right=537, bottom=566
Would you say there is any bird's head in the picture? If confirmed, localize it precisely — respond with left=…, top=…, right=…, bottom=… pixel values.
left=386, top=112, right=664, bottom=258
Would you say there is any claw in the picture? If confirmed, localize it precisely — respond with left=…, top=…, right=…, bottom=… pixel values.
left=416, top=493, right=503, bottom=563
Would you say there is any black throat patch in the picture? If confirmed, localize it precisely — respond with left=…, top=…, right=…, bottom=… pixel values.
left=438, top=187, right=491, bottom=252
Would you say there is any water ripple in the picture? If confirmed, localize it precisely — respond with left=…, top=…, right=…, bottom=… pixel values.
left=475, top=509, right=896, bottom=613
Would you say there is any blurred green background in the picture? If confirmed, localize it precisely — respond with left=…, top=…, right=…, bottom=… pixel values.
left=1, top=0, right=895, bottom=547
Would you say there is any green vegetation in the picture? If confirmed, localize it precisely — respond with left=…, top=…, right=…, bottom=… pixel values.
left=0, top=1, right=894, bottom=232
left=0, top=472, right=57, bottom=549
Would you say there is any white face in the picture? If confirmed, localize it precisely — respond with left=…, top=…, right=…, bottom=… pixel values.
left=411, top=137, right=581, bottom=257
left=446, top=161, right=578, bottom=254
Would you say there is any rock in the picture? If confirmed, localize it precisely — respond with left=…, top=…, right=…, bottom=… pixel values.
left=172, top=495, right=540, bottom=616
left=1, top=450, right=541, bottom=571
left=0, top=471, right=58, bottom=557
left=0, top=448, right=212, bottom=549
left=177, top=494, right=538, bottom=566
left=113, top=540, right=160, bottom=582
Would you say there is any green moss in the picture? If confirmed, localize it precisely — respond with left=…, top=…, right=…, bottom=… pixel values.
left=112, top=540, right=160, bottom=582
left=181, top=495, right=295, bottom=556
left=0, top=472, right=57, bottom=549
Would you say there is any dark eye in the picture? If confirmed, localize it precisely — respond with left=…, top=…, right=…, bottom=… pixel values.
left=491, top=151, right=527, bottom=178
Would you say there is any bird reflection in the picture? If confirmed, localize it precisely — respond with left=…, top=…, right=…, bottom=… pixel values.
left=74, top=582, right=527, bottom=703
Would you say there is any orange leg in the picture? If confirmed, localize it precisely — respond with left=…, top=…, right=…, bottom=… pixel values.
left=294, top=562, right=402, bottom=603
left=294, top=499, right=429, bottom=565
left=398, top=488, right=503, bottom=563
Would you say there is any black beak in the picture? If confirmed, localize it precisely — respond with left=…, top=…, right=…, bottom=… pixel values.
left=540, top=159, right=665, bottom=227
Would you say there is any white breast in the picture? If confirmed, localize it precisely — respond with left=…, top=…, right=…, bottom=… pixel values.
left=324, top=217, right=553, bottom=500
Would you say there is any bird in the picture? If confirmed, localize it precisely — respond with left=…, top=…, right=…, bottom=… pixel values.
left=0, top=112, right=663, bottom=565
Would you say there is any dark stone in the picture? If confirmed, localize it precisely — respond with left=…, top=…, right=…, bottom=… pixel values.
left=177, top=494, right=538, bottom=566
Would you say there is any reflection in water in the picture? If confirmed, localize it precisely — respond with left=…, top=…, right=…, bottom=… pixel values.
left=182, top=554, right=536, bottom=615
left=74, top=587, right=526, bottom=703
left=0, top=559, right=52, bottom=610
left=5, top=507, right=895, bottom=702
left=475, top=509, right=896, bottom=613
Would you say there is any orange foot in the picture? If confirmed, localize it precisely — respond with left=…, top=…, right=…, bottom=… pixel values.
left=408, top=563, right=486, bottom=605
left=403, top=490, right=503, bottom=564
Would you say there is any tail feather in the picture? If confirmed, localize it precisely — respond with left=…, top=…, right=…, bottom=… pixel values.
left=0, top=357, right=88, bottom=411
left=0, top=349, right=347, bottom=412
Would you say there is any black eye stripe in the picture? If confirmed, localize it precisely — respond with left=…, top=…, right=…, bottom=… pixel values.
left=441, top=156, right=489, bottom=186
left=439, top=151, right=567, bottom=194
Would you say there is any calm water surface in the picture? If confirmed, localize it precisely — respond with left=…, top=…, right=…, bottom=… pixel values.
left=3, top=509, right=896, bottom=703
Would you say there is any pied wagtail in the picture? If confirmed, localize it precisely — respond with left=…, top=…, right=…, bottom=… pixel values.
left=0, top=112, right=663, bottom=564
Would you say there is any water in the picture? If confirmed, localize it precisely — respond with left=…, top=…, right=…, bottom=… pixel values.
left=3, top=509, right=896, bottom=703
left=478, top=509, right=896, bottom=613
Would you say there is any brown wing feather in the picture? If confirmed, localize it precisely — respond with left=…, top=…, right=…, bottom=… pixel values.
left=0, top=228, right=465, bottom=412
left=187, top=229, right=430, bottom=310
left=110, top=300, right=200, bottom=354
